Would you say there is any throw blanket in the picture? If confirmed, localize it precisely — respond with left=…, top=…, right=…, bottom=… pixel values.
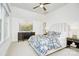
left=28, top=35, right=61, bottom=55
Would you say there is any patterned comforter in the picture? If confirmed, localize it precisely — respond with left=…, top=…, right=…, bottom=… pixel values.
left=28, top=32, right=61, bottom=55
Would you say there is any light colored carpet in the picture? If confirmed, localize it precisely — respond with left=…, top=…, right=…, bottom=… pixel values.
left=6, top=41, right=79, bottom=56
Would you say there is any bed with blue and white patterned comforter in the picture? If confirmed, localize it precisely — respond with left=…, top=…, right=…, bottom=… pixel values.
left=28, top=32, right=62, bottom=56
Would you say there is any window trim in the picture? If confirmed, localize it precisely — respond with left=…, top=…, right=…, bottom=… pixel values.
left=0, top=3, right=10, bottom=44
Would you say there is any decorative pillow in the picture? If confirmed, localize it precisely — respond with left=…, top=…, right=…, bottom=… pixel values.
left=47, top=31, right=61, bottom=37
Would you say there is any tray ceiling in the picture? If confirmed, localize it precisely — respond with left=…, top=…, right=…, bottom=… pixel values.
left=10, top=3, right=67, bottom=14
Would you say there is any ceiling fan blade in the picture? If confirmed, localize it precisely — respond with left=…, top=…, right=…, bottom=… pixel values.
left=40, top=3, right=42, bottom=5
left=33, top=5, right=40, bottom=9
left=43, top=3, right=50, bottom=5
left=43, top=7, right=47, bottom=11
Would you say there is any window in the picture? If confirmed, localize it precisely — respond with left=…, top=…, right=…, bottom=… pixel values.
left=4, top=7, right=9, bottom=40
left=0, top=3, right=10, bottom=44
left=0, top=19, right=1, bottom=41
left=0, top=4, right=2, bottom=42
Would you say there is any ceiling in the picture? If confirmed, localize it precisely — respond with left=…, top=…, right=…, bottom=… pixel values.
left=10, top=3, right=67, bottom=14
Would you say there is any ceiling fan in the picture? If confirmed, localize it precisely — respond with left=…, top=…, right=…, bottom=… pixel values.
left=33, top=3, right=50, bottom=11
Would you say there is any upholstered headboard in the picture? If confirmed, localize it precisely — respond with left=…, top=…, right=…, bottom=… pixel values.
left=48, top=23, right=70, bottom=37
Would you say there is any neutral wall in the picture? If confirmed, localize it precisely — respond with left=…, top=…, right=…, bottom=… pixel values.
left=11, top=3, right=79, bottom=41
left=11, top=6, right=44, bottom=41
left=45, top=3, right=79, bottom=38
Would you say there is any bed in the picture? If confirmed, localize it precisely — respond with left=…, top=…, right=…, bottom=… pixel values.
left=28, top=23, right=70, bottom=56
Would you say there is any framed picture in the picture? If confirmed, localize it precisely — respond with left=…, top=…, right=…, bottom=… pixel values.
left=19, top=22, right=33, bottom=31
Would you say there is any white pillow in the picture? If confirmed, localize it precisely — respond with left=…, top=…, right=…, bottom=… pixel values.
left=47, top=31, right=61, bottom=37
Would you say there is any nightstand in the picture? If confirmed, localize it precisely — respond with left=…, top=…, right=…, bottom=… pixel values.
left=67, top=38, right=73, bottom=47
left=67, top=38, right=79, bottom=48
left=74, top=40, right=79, bottom=48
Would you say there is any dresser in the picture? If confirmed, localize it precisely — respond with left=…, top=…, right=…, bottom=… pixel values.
left=18, top=32, right=35, bottom=41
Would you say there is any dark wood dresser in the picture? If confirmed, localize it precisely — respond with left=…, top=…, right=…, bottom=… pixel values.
left=18, top=32, right=35, bottom=41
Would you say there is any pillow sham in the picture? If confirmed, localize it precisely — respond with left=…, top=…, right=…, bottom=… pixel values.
left=47, top=31, right=61, bottom=37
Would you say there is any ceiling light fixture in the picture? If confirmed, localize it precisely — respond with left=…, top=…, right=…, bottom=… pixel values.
left=40, top=4, right=44, bottom=8
left=33, top=3, right=50, bottom=11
